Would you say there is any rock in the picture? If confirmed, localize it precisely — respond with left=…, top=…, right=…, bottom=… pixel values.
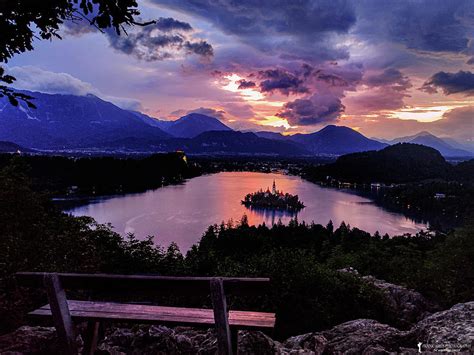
left=284, top=333, right=327, bottom=354
left=362, top=275, right=438, bottom=327
left=97, top=325, right=216, bottom=354
left=0, top=326, right=60, bottom=354
left=238, top=331, right=284, bottom=354
left=319, top=319, right=409, bottom=354
left=283, top=319, right=411, bottom=354
left=411, top=302, right=474, bottom=353
left=339, top=268, right=438, bottom=327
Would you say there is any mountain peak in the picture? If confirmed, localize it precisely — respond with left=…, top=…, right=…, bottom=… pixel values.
left=167, top=113, right=232, bottom=138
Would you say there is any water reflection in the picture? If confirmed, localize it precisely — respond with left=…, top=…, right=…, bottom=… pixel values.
left=67, top=172, right=427, bottom=252
left=244, top=205, right=298, bottom=226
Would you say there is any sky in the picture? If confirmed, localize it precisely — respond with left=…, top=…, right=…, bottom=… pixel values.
left=6, top=0, right=474, bottom=143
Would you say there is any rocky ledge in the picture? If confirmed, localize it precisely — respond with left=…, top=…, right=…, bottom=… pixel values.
left=1, top=301, right=472, bottom=354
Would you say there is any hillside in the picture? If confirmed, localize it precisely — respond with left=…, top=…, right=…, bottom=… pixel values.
left=288, top=125, right=387, bottom=155
left=0, top=91, right=171, bottom=149
left=165, top=113, right=232, bottom=138
left=391, top=132, right=472, bottom=157
left=305, top=143, right=453, bottom=183
left=0, top=141, right=33, bottom=153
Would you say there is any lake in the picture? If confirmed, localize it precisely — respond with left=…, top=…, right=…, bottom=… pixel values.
left=67, top=172, right=428, bottom=251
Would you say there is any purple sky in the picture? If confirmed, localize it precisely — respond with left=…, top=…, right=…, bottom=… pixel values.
left=7, top=0, right=474, bottom=144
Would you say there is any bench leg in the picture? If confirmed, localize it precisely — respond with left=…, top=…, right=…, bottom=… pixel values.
left=210, top=278, right=233, bottom=355
left=82, top=321, right=100, bottom=355
left=43, top=273, right=78, bottom=355
left=231, top=328, right=239, bottom=355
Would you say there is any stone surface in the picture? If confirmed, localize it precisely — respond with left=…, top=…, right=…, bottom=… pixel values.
left=0, top=326, right=60, bottom=354
left=1, top=301, right=472, bottom=354
left=411, top=301, right=474, bottom=353
left=284, top=319, right=411, bottom=354
left=339, top=268, right=438, bottom=327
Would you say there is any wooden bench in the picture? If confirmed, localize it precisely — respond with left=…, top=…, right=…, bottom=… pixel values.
left=16, top=272, right=275, bottom=355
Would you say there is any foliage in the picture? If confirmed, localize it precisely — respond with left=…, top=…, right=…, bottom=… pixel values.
left=0, top=0, right=153, bottom=106
left=0, top=159, right=472, bottom=339
left=304, top=143, right=453, bottom=184
left=0, top=153, right=198, bottom=196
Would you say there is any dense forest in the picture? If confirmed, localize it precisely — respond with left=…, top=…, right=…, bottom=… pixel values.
left=1, top=159, right=472, bottom=339
left=0, top=152, right=199, bottom=196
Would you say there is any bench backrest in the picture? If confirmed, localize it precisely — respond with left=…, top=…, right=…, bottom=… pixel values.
left=16, top=272, right=272, bottom=355
left=16, top=272, right=270, bottom=296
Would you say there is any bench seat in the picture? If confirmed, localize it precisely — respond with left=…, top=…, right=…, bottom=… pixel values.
left=30, top=300, right=276, bottom=330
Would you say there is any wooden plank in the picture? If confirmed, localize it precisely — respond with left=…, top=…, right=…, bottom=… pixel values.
left=82, top=321, right=99, bottom=355
left=29, top=300, right=276, bottom=330
left=16, top=272, right=270, bottom=296
left=43, top=273, right=77, bottom=355
left=210, top=278, right=233, bottom=355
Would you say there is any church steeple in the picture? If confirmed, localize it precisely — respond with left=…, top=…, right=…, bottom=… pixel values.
left=272, top=180, right=277, bottom=194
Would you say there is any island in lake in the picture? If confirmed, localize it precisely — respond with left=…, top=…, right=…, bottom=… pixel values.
left=242, top=180, right=305, bottom=211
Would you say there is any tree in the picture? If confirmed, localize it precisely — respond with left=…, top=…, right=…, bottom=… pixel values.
left=0, top=0, right=154, bottom=107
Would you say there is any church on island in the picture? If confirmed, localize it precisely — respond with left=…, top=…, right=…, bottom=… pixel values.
left=242, top=180, right=305, bottom=211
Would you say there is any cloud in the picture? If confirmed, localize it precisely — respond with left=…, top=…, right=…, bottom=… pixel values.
left=155, top=17, right=193, bottom=32
left=237, top=79, right=256, bottom=90
left=186, top=107, right=226, bottom=120
left=364, top=68, right=411, bottom=91
left=421, top=71, right=474, bottom=96
left=63, top=14, right=212, bottom=61
left=106, top=23, right=213, bottom=61
left=6, top=65, right=142, bottom=110
left=345, top=68, right=412, bottom=114
left=276, top=94, right=345, bottom=126
left=258, top=69, right=308, bottom=95
left=221, top=103, right=255, bottom=120
left=150, top=0, right=357, bottom=62
left=355, top=0, right=474, bottom=54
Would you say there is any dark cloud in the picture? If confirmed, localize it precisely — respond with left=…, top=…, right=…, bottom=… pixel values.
left=155, top=17, right=193, bottom=32
left=64, top=14, right=212, bottom=61
left=466, top=57, right=474, bottom=65
left=151, top=0, right=357, bottom=62
left=258, top=69, right=308, bottom=95
left=355, top=0, right=473, bottom=54
left=276, top=94, right=345, bottom=125
left=365, top=68, right=412, bottom=91
left=421, top=71, right=474, bottom=96
left=106, top=23, right=213, bottom=61
left=184, top=40, right=213, bottom=57
left=237, top=79, right=256, bottom=90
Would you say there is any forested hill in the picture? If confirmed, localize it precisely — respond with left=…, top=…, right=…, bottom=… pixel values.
left=0, top=152, right=198, bottom=196
left=304, top=143, right=460, bottom=184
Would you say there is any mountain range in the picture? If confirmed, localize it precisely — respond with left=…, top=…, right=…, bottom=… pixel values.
left=386, top=132, right=472, bottom=157
left=257, top=126, right=388, bottom=155
left=0, top=90, right=471, bottom=157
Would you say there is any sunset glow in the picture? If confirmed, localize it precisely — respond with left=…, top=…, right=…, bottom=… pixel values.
left=4, top=0, right=473, bottom=143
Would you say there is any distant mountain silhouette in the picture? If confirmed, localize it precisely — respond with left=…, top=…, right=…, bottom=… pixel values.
left=98, top=130, right=309, bottom=156
left=255, top=126, right=387, bottom=155
left=128, top=111, right=174, bottom=131
left=288, top=125, right=387, bottom=155
left=0, top=141, right=33, bottom=153
left=390, top=132, right=472, bottom=157
left=164, top=113, right=232, bottom=138
left=0, top=91, right=170, bottom=149
left=254, top=131, right=288, bottom=141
